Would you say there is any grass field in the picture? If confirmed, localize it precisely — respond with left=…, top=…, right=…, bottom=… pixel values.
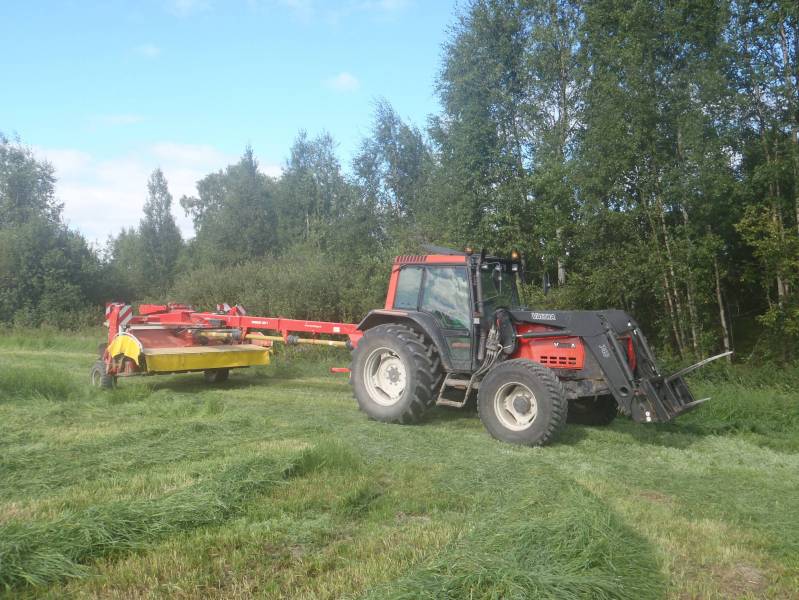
left=1, top=329, right=798, bottom=599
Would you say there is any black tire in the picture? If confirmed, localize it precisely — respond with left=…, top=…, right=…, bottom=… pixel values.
left=204, top=368, right=230, bottom=383
left=477, top=359, right=567, bottom=446
left=351, top=324, right=441, bottom=424
left=90, top=360, right=116, bottom=389
left=567, top=395, right=618, bottom=426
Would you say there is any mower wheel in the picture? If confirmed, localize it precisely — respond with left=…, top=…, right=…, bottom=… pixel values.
left=567, top=395, right=618, bottom=426
left=351, top=323, right=441, bottom=424
left=477, top=359, right=567, bottom=446
left=90, top=360, right=116, bottom=389
left=204, top=368, right=230, bottom=384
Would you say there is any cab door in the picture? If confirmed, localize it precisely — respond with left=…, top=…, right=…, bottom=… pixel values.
left=390, top=264, right=474, bottom=372
left=419, top=266, right=473, bottom=371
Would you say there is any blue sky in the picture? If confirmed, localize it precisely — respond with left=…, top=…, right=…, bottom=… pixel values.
left=1, top=0, right=459, bottom=240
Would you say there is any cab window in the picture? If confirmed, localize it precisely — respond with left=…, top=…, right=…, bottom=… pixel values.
left=420, top=267, right=470, bottom=330
left=393, top=266, right=423, bottom=309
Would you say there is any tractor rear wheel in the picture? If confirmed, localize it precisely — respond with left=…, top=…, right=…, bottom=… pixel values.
left=204, top=368, right=230, bottom=383
left=567, top=395, right=618, bottom=426
left=477, top=359, right=567, bottom=446
left=90, top=360, right=116, bottom=389
left=351, top=324, right=441, bottom=424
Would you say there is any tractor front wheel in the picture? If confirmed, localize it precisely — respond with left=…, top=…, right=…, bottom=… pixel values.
left=477, top=359, right=567, bottom=446
left=90, top=360, right=116, bottom=389
left=351, top=324, right=440, bottom=424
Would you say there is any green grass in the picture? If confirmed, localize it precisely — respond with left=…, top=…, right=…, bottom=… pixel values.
left=0, top=335, right=797, bottom=598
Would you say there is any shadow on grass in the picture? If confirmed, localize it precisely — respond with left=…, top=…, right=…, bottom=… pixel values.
left=143, top=375, right=256, bottom=395
left=422, top=405, right=590, bottom=445
left=610, top=415, right=799, bottom=454
left=127, top=369, right=349, bottom=396
left=610, top=420, right=705, bottom=450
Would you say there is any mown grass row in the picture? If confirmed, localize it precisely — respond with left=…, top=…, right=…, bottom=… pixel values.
left=367, top=471, right=663, bottom=600
left=0, top=443, right=363, bottom=590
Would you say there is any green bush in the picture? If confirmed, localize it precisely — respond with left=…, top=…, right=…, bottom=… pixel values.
left=170, top=244, right=387, bottom=323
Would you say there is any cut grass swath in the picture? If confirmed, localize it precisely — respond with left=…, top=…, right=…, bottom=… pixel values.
left=0, top=440, right=363, bottom=590
left=366, top=470, right=665, bottom=600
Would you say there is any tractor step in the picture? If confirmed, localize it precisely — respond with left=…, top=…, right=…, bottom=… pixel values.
left=435, top=374, right=474, bottom=408
left=437, top=398, right=468, bottom=408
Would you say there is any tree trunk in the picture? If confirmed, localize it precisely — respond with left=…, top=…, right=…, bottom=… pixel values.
left=663, top=271, right=685, bottom=355
left=556, top=227, right=566, bottom=285
left=644, top=199, right=685, bottom=356
left=778, top=20, right=799, bottom=234
left=657, top=198, right=689, bottom=352
left=680, top=206, right=699, bottom=357
left=773, top=204, right=788, bottom=308
left=675, top=127, right=700, bottom=356
left=714, top=256, right=732, bottom=363
left=551, top=0, right=570, bottom=156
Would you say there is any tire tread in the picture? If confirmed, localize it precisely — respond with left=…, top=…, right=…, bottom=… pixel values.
left=477, top=359, right=568, bottom=446
left=350, top=323, right=442, bottom=424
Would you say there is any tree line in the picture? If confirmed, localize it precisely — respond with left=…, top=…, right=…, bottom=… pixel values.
left=1, top=0, right=797, bottom=361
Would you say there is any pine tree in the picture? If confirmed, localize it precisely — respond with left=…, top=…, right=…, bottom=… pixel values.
left=139, top=168, right=182, bottom=294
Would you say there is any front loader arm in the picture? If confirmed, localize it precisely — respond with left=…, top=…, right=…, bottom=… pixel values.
left=585, top=312, right=732, bottom=422
left=510, top=308, right=731, bottom=423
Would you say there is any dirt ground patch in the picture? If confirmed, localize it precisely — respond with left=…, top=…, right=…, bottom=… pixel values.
left=711, top=563, right=768, bottom=598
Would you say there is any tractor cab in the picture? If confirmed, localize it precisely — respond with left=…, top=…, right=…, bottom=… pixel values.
left=375, top=249, right=523, bottom=373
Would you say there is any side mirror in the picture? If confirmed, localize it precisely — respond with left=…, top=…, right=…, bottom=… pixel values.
left=542, top=271, right=551, bottom=296
left=492, top=265, right=502, bottom=288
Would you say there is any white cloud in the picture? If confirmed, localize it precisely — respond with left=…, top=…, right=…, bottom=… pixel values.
left=33, top=143, right=282, bottom=243
left=261, top=163, right=283, bottom=178
left=325, top=72, right=360, bottom=92
left=168, top=0, right=210, bottom=17
left=134, top=43, right=161, bottom=58
left=150, top=142, right=228, bottom=165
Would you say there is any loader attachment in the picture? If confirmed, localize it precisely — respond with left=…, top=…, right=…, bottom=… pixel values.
left=632, top=352, right=732, bottom=423
left=581, top=311, right=732, bottom=423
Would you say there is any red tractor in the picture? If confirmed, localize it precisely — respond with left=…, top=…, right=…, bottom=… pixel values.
left=350, top=247, right=729, bottom=446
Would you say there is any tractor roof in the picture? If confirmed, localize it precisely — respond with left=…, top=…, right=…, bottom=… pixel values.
left=394, top=254, right=468, bottom=265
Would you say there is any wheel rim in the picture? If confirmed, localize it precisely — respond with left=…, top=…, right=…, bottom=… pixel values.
left=493, top=382, right=538, bottom=431
left=363, top=346, right=407, bottom=406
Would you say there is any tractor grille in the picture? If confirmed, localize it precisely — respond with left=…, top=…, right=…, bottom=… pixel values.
left=538, top=355, right=578, bottom=367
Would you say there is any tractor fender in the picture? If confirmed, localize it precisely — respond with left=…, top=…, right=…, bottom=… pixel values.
left=357, top=309, right=456, bottom=372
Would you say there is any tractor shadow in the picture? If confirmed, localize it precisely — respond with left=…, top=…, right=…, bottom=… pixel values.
left=610, top=419, right=711, bottom=450
left=139, top=369, right=349, bottom=396
left=143, top=375, right=256, bottom=395
left=422, top=405, right=590, bottom=445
